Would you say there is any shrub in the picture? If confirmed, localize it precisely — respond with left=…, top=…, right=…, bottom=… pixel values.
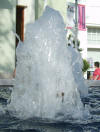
left=82, top=59, right=90, bottom=73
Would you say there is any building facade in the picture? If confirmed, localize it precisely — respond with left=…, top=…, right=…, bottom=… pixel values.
left=0, top=0, right=16, bottom=78
left=0, top=0, right=66, bottom=79
left=0, top=0, right=100, bottom=79
left=67, top=0, right=100, bottom=78
left=83, top=0, right=100, bottom=77
left=86, top=0, right=100, bottom=65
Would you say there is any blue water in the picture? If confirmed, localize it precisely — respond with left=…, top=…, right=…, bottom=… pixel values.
left=0, top=86, right=100, bottom=132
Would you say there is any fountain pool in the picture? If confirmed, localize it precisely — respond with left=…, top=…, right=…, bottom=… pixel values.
left=0, top=86, right=100, bottom=132
left=0, top=6, right=99, bottom=132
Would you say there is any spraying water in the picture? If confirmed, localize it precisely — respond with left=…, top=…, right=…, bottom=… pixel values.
left=7, top=7, right=88, bottom=120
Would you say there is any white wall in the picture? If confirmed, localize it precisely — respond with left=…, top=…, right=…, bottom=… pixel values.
left=17, top=0, right=35, bottom=32
left=78, top=0, right=100, bottom=60
left=86, top=0, right=100, bottom=25
left=87, top=49, right=100, bottom=62
left=78, top=30, right=87, bottom=59
left=85, top=0, right=100, bottom=75
left=0, top=0, right=16, bottom=78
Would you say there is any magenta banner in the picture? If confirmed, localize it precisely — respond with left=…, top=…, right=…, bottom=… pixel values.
left=78, top=4, right=86, bottom=31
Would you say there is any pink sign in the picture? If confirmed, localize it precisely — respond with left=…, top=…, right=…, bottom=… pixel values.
left=78, top=4, right=86, bottom=31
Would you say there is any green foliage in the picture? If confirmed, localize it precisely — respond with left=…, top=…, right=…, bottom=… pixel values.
left=67, top=34, right=82, bottom=51
left=82, top=59, right=90, bottom=73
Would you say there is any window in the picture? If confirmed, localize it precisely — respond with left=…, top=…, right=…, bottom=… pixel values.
left=87, top=28, right=100, bottom=44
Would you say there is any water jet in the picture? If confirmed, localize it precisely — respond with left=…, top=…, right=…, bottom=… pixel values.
left=6, top=6, right=89, bottom=121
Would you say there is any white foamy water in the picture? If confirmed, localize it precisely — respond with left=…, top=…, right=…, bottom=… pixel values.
left=7, top=7, right=88, bottom=120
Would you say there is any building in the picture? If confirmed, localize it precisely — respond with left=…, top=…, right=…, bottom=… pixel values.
left=67, top=0, right=100, bottom=78
left=86, top=0, right=100, bottom=68
left=0, top=0, right=16, bottom=79
left=1, top=0, right=100, bottom=79
left=0, top=0, right=66, bottom=79
left=80, top=0, right=100, bottom=78
left=66, top=0, right=88, bottom=59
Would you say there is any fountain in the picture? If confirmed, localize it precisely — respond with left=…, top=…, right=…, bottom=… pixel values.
left=7, top=6, right=89, bottom=120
